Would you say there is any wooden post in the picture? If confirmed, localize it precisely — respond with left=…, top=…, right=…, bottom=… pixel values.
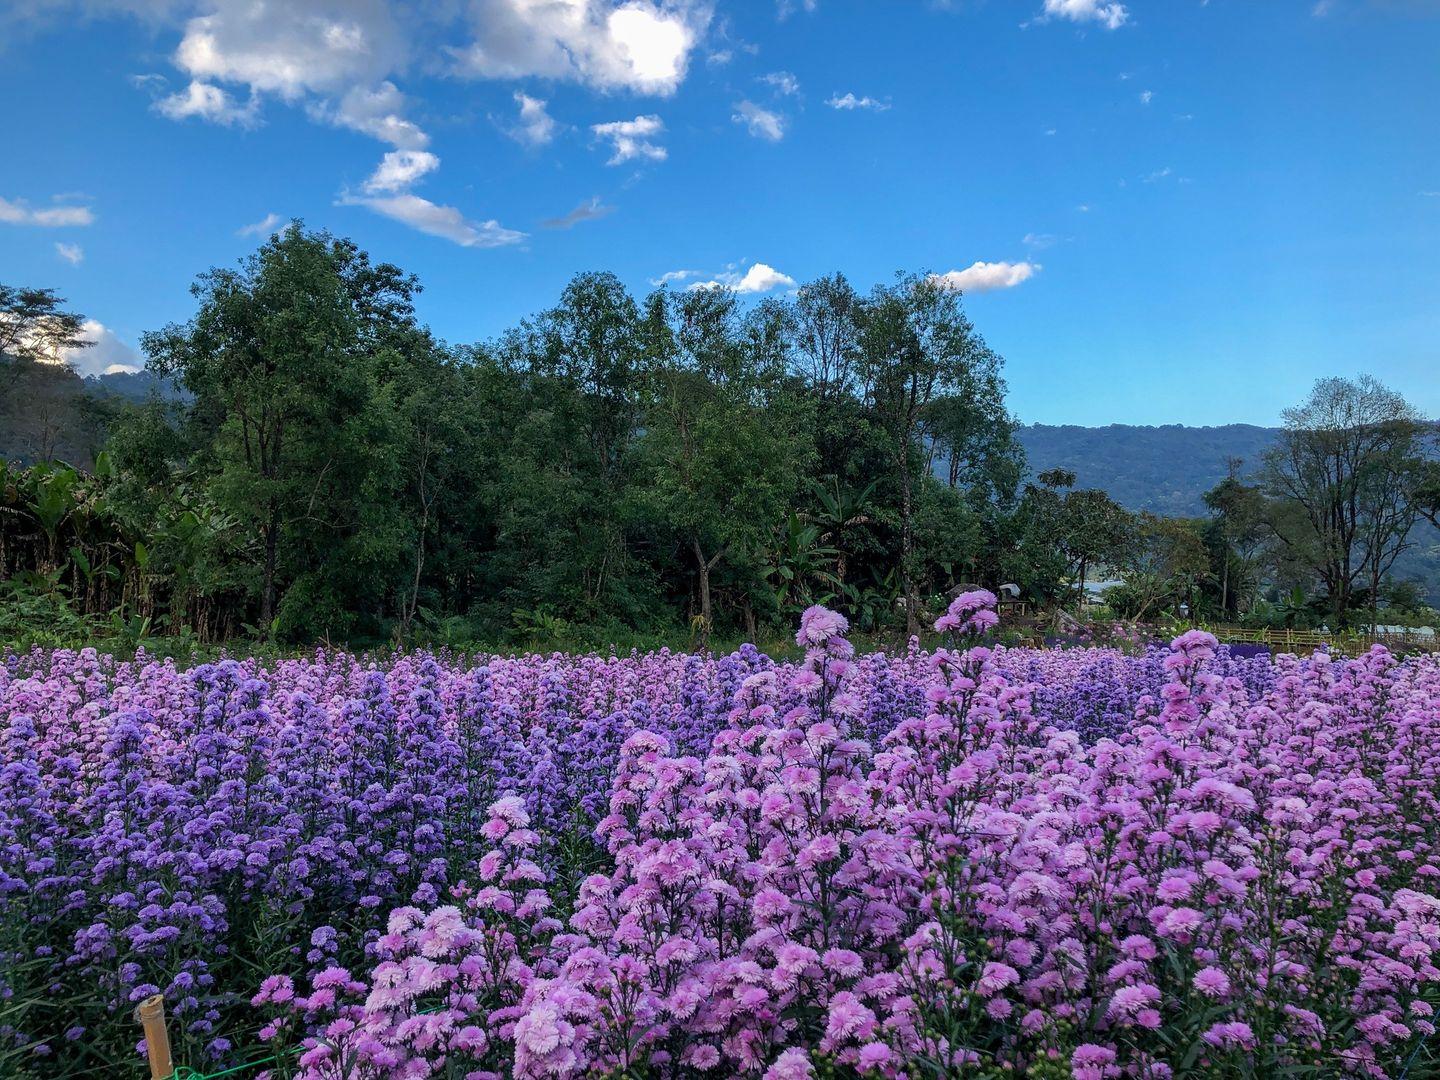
left=135, top=994, right=173, bottom=1079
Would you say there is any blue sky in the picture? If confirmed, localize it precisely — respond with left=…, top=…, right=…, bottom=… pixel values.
left=2, top=0, right=1437, bottom=426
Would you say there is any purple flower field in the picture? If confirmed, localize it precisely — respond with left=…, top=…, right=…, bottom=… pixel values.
left=3, top=597, right=1439, bottom=1078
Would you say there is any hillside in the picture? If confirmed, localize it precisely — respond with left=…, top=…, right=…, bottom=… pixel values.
left=1016, top=423, right=1280, bottom=517
left=1016, top=422, right=1439, bottom=597
left=0, top=362, right=181, bottom=467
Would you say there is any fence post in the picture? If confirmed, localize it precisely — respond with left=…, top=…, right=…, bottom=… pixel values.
left=135, top=994, right=173, bottom=1079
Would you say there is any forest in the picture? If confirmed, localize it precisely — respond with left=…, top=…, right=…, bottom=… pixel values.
left=3, top=224, right=1438, bottom=651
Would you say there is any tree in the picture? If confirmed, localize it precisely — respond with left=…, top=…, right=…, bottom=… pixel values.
left=791, top=273, right=863, bottom=398
left=858, top=273, right=1000, bottom=633
left=1021, top=469, right=1135, bottom=605
left=1118, top=514, right=1212, bottom=620
left=1261, top=376, right=1426, bottom=625
left=639, top=289, right=800, bottom=640
left=1202, top=462, right=1267, bottom=617
left=921, top=375, right=1023, bottom=506
left=1, top=285, right=91, bottom=406
left=142, top=224, right=419, bottom=635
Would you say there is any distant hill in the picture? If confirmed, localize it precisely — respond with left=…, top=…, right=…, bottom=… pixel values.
left=0, top=360, right=183, bottom=468
left=1016, top=423, right=1280, bottom=517
left=1014, top=422, right=1439, bottom=599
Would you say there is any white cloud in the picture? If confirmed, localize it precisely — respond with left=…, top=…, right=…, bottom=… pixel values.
left=154, top=78, right=259, bottom=126
left=930, top=261, right=1039, bottom=293
left=688, top=262, right=797, bottom=294
left=173, top=0, right=405, bottom=101
left=760, top=71, right=800, bottom=96
left=826, top=92, right=889, bottom=111
left=1142, top=165, right=1172, bottom=183
left=0, top=195, right=95, bottom=227
left=733, top=101, right=785, bottom=141
left=510, top=91, right=558, bottom=146
left=777, top=0, right=818, bottom=17
left=158, top=1, right=426, bottom=147
left=1139, top=89, right=1153, bottom=105
left=1420, top=190, right=1440, bottom=198
left=339, top=191, right=526, bottom=248
left=731, top=262, right=796, bottom=293
left=362, top=149, right=440, bottom=193
left=55, top=242, right=84, bottom=265
left=317, top=82, right=429, bottom=149
left=1040, top=0, right=1128, bottom=30
left=542, top=196, right=614, bottom=229
left=1022, top=232, right=1060, bottom=249
left=453, top=0, right=706, bottom=96
left=591, top=114, right=666, bottom=164
left=237, top=211, right=283, bottom=237
left=650, top=268, right=700, bottom=285
left=61, top=320, right=144, bottom=377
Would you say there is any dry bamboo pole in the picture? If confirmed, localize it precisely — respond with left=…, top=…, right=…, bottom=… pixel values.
left=135, top=994, right=173, bottom=1079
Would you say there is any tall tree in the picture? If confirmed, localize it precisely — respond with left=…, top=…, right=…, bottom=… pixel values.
left=1261, top=376, right=1426, bottom=624
left=1202, top=462, right=1268, bottom=617
left=858, top=273, right=1000, bottom=633
left=1, top=285, right=91, bottom=406
left=142, top=224, right=418, bottom=634
left=639, top=289, right=800, bottom=640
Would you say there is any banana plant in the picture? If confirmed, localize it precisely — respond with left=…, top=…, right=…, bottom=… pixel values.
left=769, top=512, right=840, bottom=616
left=26, top=463, right=80, bottom=568
left=809, top=478, right=878, bottom=587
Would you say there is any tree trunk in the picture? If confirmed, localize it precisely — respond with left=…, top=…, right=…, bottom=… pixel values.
left=259, top=499, right=280, bottom=632
left=693, top=536, right=713, bottom=645
left=899, top=453, right=918, bottom=636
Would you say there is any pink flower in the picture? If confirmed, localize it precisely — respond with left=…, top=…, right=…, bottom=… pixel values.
left=1193, top=967, right=1230, bottom=998
left=796, top=605, right=849, bottom=647
left=977, top=961, right=1020, bottom=996
left=765, top=1048, right=815, bottom=1080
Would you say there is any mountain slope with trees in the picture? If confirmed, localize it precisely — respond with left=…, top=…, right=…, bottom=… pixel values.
left=1015, top=423, right=1281, bottom=517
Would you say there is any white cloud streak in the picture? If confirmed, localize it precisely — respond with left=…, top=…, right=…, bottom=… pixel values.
left=826, top=92, right=889, bottom=111
left=591, top=114, right=666, bottom=164
left=733, top=100, right=785, bottom=141
left=362, top=149, right=440, bottom=193
left=154, top=78, right=260, bottom=125
left=930, top=261, right=1039, bottom=293
left=0, top=195, right=95, bottom=227
left=237, top=212, right=283, bottom=237
left=541, top=196, right=615, bottom=229
left=1040, top=0, right=1128, bottom=30
left=759, top=70, right=799, bottom=96
left=339, top=191, right=526, bottom=248
left=510, top=91, right=558, bottom=146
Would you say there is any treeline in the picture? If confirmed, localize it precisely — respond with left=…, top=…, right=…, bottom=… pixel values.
left=2, top=226, right=1437, bottom=648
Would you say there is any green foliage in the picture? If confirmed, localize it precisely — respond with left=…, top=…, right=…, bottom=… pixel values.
left=13, top=240, right=1431, bottom=653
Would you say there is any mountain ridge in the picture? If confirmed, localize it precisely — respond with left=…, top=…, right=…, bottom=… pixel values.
left=1016, top=422, right=1281, bottom=517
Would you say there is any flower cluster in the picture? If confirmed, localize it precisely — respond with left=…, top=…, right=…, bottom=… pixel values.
left=3, top=609, right=1438, bottom=1077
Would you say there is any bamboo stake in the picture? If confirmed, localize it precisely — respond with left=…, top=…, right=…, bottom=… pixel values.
left=135, top=994, right=173, bottom=1079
